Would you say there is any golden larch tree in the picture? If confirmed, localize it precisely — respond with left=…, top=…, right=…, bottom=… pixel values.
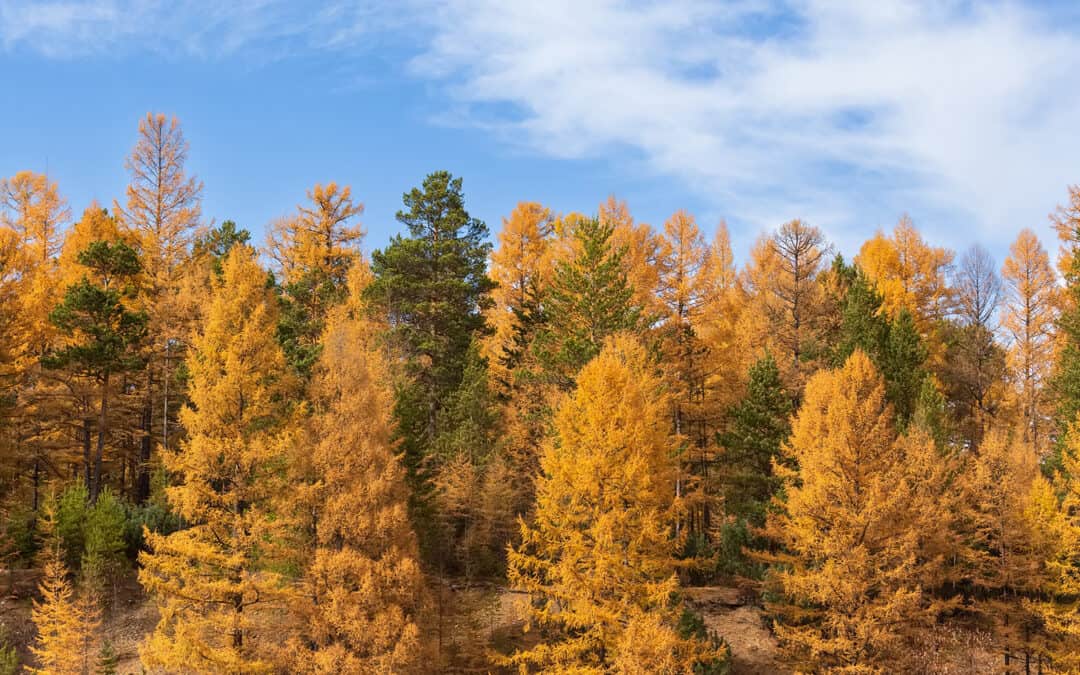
left=481, top=202, right=559, bottom=527
left=117, top=112, right=203, bottom=501
left=1033, top=424, right=1080, bottom=670
left=265, top=182, right=364, bottom=286
left=138, top=244, right=296, bottom=673
left=1051, top=184, right=1080, bottom=277
left=1001, top=228, right=1057, bottom=455
left=1, top=171, right=69, bottom=508
left=655, top=210, right=721, bottom=535
left=506, top=335, right=721, bottom=672
left=265, top=182, right=364, bottom=377
left=288, top=263, right=428, bottom=673
left=29, top=500, right=99, bottom=675
left=956, top=427, right=1052, bottom=668
left=482, top=200, right=555, bottom=392
left=57, top=203, right=129, bottom=288
left=600, top=196, right=664, bottom=317
left=0, top=171, right=68, bottom=358
left=119, top=113, right=202, bottom=284
left=763, top=350, right=955, bottom=671
left=856, top=215, right=955, bottom=332
left=696, top=220, right=749, bottom=416
left=743, top=219, right=831, bottom=393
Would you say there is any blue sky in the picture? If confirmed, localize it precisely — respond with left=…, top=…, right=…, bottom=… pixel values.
left=2, top=1, right=1080, bottom=262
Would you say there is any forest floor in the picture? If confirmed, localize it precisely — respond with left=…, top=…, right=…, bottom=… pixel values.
left=2, top=569, right=1004, bottom=674
left=1, top=569, right=154, bottom=672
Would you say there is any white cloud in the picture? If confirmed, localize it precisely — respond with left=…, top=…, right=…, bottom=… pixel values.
left=0, top=1, right=395, bottom=59
left=2, top=0, right=1078, bottom=253
left=408, top=0, right=1080, bottom=253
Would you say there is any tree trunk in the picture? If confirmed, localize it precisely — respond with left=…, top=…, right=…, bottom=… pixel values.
left=91, top=373, right=110, bottom=504
left=83, top=417, right=93, bottom=489
left=137, top=397, right=152, bottom=503
left=32, top=459, right=40, bottom=512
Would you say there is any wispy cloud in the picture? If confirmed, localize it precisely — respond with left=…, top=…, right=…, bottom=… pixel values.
left=0, top=1, right=397, bottom=59
left=3, top=0, right=1079, bottom=252
left=408, top=0, right=1080, bottom=251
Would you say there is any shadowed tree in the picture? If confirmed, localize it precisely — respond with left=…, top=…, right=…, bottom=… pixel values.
left=43, top=241, right=147, bottom=503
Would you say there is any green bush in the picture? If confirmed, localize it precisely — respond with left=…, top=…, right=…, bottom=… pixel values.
left=123, top=500, right=181, bottom=556
left=1, top=503, right=38, bottom=564
left=678, top=607, right=732, bottom=675
left=0, top=624, right=18, bottom=675
left=715, top=518, right=765, bottom=580
left=83, top=488, right=128, bottom=591
left=97, top=640, right=119, bottom=675
left=55, top=481, right=89, bottom=569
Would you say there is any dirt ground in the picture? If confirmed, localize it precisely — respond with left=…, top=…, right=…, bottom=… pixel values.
left=684, top=586, right=786, bottom=674
left=1, top=570, right=156, bottom=675
left=3, top=572, right=1008, bottom=674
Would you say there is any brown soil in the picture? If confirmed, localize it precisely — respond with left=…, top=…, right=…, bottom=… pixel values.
left=2, top=574, right=1009, bottom=674
left=1, top=569, right=158, bottom=674
left=685, top=586, right=787, bottom=674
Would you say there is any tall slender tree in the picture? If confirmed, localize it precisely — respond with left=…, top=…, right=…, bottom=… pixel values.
left=0, top=171, right=69, bottom=508
left=717, top=354, right=791, bottom=528
left=139, top=245, right=295, bottom=673
left=43, top=241, right=147, bottom=502
left=365, top=171, right=495, bottom=558
left=656, top=210, right=722, bottom=537
left=289, top=264, right=427, bottom=673
left=482, top=201, right=554, bottom=392
left=744, top=219, right=831, bottom=393
left=763, top=351, right=955, bottom=671
left=939, top=245, right=1007, bottom=449
left=1001, top=228, right=1057, bottom=455
left=117, top=112, right=203, bottom=502
left=507, top=335, right=722, bottom=672
left=1052, top=185, right=1080, bottom=472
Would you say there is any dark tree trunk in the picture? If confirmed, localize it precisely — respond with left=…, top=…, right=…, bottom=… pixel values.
left=83, top=416, right=93, bottom=489
left=137, top=398, right=152, bottom=503
left=91, top=373, right=110, bottom=504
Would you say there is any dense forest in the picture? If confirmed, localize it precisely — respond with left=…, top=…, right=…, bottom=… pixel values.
left=1, top=112, right=1080, bottom=673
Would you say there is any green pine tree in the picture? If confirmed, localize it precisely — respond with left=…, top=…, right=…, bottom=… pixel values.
left=718, top=354, right=793, bottom=525
left=1051, top=244, right=1080, bottom=476
left=277, top=267, right=351, bottom=379
left=43, top=241, right=147, bottom=503
left=191, top=220, right=251, bottom=279
left=365, top=171, right=495, bottom=558
left=882, top=308, right=929, bottom=429
left=831, top=260, right=928, bottom=430
left=912, top=377, right=951, bottom=450
left=81, top=488, right=127, bottom=596
left=433, top=342, right=499, bottom=466
left=534, top=217, right=641, bottom=388
left=96, top=640, right=119, bottom=675
left=715, top=355, right=792, bottom=577
left=832, top=263, right=890, bottom=367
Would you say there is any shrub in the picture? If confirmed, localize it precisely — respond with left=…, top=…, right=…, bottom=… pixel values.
left=1, top=503, right=38, bottom=564
left=83, top=488, right=128, bottom=592
left=678, top=607, right=732, bottom=675
left=54, top=481, right=89, bottom=569
left=0, top=624, right=18, bottom=675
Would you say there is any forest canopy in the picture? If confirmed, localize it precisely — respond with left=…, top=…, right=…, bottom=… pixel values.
left=2, top=113, right=1080, bottom=673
